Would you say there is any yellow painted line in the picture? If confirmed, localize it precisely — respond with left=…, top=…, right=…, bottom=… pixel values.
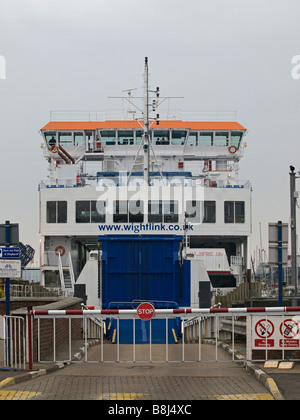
left=0, top=378, right=15, bottom=389
left=266, top=378, right=284, bottom=400
left=210, top=393, right=274, bottom=400
left=0, top=390, right=41, bottom=400
left=98, top=393, right=145, bottom=400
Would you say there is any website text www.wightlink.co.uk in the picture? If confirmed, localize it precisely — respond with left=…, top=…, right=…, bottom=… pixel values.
left=98, top=223, right=194, bottom=233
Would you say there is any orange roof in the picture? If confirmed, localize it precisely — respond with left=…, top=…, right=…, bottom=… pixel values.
left=41, top=120, right=246, bottom=131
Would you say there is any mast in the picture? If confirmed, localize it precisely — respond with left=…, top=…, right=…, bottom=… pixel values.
left=143, top=57, right=150, bottom=185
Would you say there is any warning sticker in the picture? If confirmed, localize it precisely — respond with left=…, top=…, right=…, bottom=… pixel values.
left=252, top=316, right=300, bottom=350
left=254, top=319, right=275, bottom=348
left=279, top=319, right=300, bottom=348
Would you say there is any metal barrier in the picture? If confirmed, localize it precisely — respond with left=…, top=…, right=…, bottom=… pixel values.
left=28, top=306, right=300, bottom=365
left=3, top=316, right=26, bottom=370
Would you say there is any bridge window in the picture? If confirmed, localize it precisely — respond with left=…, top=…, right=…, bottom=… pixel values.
left=100, top=130, right=116, bottom=145
left=186, top=132, right=197, bottom=146
left=136, top=130, right=144, bottom=145
left=199, top=132, right=213, bottom=146
left=45, top=131, right=57, bottom=147
left=215, top=132, right=229, bottom=146
left=76, top=201, right=105, bottom=223
left=86, top=131, right=95, bottom=151
left=47, top=201, right=67, bottom=224
left=118, top=130, right=134, bottom=145
left=231, top=131, right=243, bottom=148
left=171, top=130, right=187, bottom=145
left=58, top=132, right=72, bottom=147
left=224, top=201, right=245, bottom=223
left=74, top=132, right=84, bottom=146
left=153, top=130, right=170, bottom=145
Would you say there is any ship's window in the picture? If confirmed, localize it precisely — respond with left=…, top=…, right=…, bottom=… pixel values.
left=235, top=201, right=245, bottom=223
left=113, top=201, right=128, bottom=223
left=128, top=200, right=144, bottom=223
left=215, top=132, right=229, bottom=146
left=186, top=201, right=201, bottom=223
left=45, top=131, right=57, bottom=147
left=231, top=131, right=243, bottom=148
left=47, top=201, right=67, bottom=224
left=224, top=201, right=245, bottom=223
left=163, top=201, right=178, bottom=223
left=58, top=132, right=73, bottom=147
left=171, top=130, right=187, bottom=145
left=186, top=201, right=216, bottom=223
left=100, top=130, right=116, bottom=145
left=118, top=130, right=134, bottom=145
left=74, top=132, right=84, bottom=147
left=76, top=201, right=90, bottom=223
left=153, top=130, right=170, bottom=145
left=186, top=132, right=197, bottom=146
left=85, top=131, right=95, bottom=151
left=136, top=130, right=144, bottom=145
left=203, top=201, right=216, bottom=223
left=92, top=201, right=106, bottom=223
left=199, top=132, right=213, bottom=146
left=76, top=201, right=106, bottom=223
left=148, top=201, right=163, bottom=223
left=148, top=200, right=178, bottom=223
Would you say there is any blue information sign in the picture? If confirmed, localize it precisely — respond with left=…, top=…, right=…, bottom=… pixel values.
left=0, top=247, right=20, bottom=259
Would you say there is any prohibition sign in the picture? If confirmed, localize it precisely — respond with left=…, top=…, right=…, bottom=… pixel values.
left=280, top=319, right=299, bottom=338
left=137, top=302, right=155, bottom=321
left=255, top=319, right=274, bottom=339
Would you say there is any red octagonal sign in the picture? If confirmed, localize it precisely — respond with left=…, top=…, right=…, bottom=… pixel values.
left=137, top=302, right=155, bottom=321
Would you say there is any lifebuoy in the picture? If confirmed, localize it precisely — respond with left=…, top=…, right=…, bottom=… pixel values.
left=228, top=145, right=237, bottom=154
left=50, top=145, right=58, bottom=153
left=55, top=246, right=65, bottom=257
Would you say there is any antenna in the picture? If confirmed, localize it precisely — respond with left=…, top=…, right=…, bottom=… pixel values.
left=122, top=88, right=137, bottom=119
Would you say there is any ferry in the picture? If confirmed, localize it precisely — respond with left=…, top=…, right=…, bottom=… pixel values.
left=38, top=58, right=251, bottom=341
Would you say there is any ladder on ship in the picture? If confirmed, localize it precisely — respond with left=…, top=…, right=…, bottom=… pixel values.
left=58, top=253, right=75, bottom=293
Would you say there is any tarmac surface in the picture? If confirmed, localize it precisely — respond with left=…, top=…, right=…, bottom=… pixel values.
left=0, top=338, right=299, bottom=401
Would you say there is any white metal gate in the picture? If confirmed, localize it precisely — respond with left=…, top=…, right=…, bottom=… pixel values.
left=28, top=306, right=300, bottom=365
left=3, top=315, right=26, bottom=370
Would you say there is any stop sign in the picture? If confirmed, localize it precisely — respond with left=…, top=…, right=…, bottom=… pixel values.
left=137, top=302, right=155, bottom=321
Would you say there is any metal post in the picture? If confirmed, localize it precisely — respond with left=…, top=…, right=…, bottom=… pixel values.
left=143, top=57, right=150, bottom=185
left=290, top=166, right=298, bottom=300
left=278, top=221, right=283, bottom=307
left=27, top=306, right=33, bottom=371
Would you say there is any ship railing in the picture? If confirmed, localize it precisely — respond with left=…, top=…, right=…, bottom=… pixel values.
left=49, top=109, right=237, bottom=122
left=39, top=176, right=252, bottom=190
left=42, top=251, right=68, bottom=268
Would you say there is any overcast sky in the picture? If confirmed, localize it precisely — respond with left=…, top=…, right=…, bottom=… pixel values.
left=0, top=0, right=300, bottom=266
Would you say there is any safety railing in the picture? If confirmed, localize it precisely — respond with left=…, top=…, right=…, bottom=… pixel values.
left=3, top=316, right=26, bottom=370
left=27, top=306, right=300, bottom=366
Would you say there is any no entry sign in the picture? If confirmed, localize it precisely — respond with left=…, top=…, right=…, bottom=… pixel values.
left=137, top=302, right=155, bottom=321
